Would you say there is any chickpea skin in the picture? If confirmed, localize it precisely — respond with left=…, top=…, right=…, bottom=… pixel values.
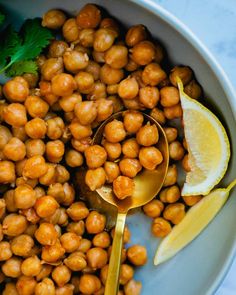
left=119, top=158, right=142, bottom=178
left=139, top=86, right=159, bottom=109
left=3, top=77, right=29, bottom=102
left=23, top=155, right=48, bottom=179
left=35, top=195, right=59, bottom=218
left=113, top=176, right=135, bottom=200
left=118, top=77, right=139, bottom=100
left=142, top=63, right=167, bottom=86
left=163, top=203, right=186, bottom=225
left=131, top=41, right=155, bottom=65
left=35, top=223, right=58, bottom=246
left=3, top=103, right=27, bottom=127
left=85, top=145, right=107, bottom=169
left=163, top=164, right=178, bottom=187
left=105, top=45, right=128, bottom=69
left=76, top=4, right=101, bottom=29
left=169, top=141, right=185, bottom=161
left=64, top=252, right=87, bottom=271
left=52, top=264, right=71, bottom=287
left=74, top=101, right=97, bottom=125
left=125, top=24, right=147, bottom=47
left=79, top=274, right=101, bottom=295
left=104, top=120, right=126, bottom=143
left=3, top=137, right=26, bottom=161
left=62, top=18, right=80, bottom=42
left=159, top=185, right=181, bottom=203
left=2, top=257, right=22, bottom=278
left=139, top=147, right=163, bottom=170
left=85, top=167, right=106, bottom=191
left=25, top=95, right=49, bottom=118
left=160, top=86, right=180, bottom=107
left=3, top=214, right=28, bottom=236
left=143, top=199, right=164, bottom=218
left=104, top=161, right=120, bottom=183
left=35, top=278, right=55, bottom=295
left=127, top=245, right=147, bottom=266
left=21, top=256, right=42, bottom=277
left=14, top=184, right=36, bottom=209
left=25, top=118, right=47, bottom=139
left=102, top=140, right=121, bottom=161
left=136, top=123, right=159, bottom=146
left=86, top=211, right=106, bottom=234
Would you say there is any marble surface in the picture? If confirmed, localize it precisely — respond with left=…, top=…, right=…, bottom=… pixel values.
left=153, top=1, right=236, bottom=294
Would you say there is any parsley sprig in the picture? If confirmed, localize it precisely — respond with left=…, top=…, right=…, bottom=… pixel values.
left=0, top=18, right=53, bottom=76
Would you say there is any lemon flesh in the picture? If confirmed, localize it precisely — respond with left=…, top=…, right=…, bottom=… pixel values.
left=178, top=80, right=230, bottom=196
left=154, top=179, right=236, bottom=266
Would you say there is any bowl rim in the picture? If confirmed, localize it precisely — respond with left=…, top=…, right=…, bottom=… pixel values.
left=131, top=0, right=236, bottom=293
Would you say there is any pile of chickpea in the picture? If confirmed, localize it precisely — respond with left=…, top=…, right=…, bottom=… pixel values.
left=0, top=3, right=204, bottom=294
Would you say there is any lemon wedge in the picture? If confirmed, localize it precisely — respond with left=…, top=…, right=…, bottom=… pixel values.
left=154, top=178, right=236, bottom=266
left=178, top=79, right=230, bottom=196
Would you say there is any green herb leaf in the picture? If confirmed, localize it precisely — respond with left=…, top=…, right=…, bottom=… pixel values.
left=6, top=60, right=38, bottom=77
left=0, top=12, right=5, bottom=26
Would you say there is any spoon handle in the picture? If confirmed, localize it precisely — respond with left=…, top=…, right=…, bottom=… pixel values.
left=105, top=212, right=127, bottom=295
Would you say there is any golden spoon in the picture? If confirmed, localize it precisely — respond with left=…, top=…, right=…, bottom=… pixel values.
left=92, top=111, right=169, bottom=295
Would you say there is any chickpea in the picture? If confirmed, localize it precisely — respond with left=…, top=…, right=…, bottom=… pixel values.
left=91, top=231, right=110, bottom=248
left=127, top=245, right=147, bottom=266
left=73, top=101, right=96, bottom=126
left=51, top=73, right=76, bottom=97
left=120, top=264, right=134, bottom=285
left=39, top=81, right=59, bottom=106
left=85, top=211, right=106, bottom=234
left=163, top=127, right=177, bottom=144
left=150, top=108, right=166, bottom=125
left=182, top=195, right=202, bottom=206
left=151, top=217, right=172, bottom=238
left=56, top=284, right=74, bottom=295
left=139, top=86, right=159, bottom=109
left=113, top=176, right=134, bottom=200
left=87, top=247, right=108, bottom=268
left=65, top=219, right=84, bottom=235
left=169, top=141, right=185, bottom=161
left=164, top=103, right=183, bottom=119
left=164, top=203, right=185, bottom=224
left=139, top=147, right=163, bottom=170
left=4, top=189, right=17, bottom=212
left=55, top=165, right=70, bottom=184
left=0, top=161, right=15, bottom=184
left=64, top=251, right=87, bottom=271
left=34, top=195, right=59, bottom=218
left=74, top=72, right=94, bottom=94
left=92, top=50, right=105, bottom=63
left=169, top=66, right=193, bottom=86
left=16, top=275, right=37, bottom=295
left=64, top=149, right=83, bottom=168
left=63, top=50, right=89, bottom=73
left=36, top=54, right=47, bottom=69
left=25, top=95, right=49, bottom=118
left=46, top=117, right=64, bottom=140
left=20, top=255, right=42, bottom=277
left=3, top=214, right=27, bottom=236
left=163, top=165, right=177, bottom=187
left=60, top=232, right=81, bottom=253
left=10, top=234, right=34, bottom=257
left=122, top=112, right=143, bottom=136
left=46, top=140, right=65, bottom=163
left=105, top=45, right=128, bottom=69
left=84, top=145, right=107, bottom=169
left=35, top=223, right=58, bottom=246
left=38, top=163, right=56, bottom=186
left=12, top=126, right=27, bottom=142
left=3, top=137, right=26, bottom=161
left=62, top=18, right=80, bottom=42
left=77, top=28, right=95, bottom=47
left=142, top=63, right=167, bottom=86
left=59, top=93, right=81, bottom=113
left=85, top=167, right=106, bottom=191
left=2, top=257, right=22, bottom=278
left=94, top=99, right=112, bottom=123
left=131, top=41, right=155, bottom=65
left=182, top=154, right=191, bottom=172
left=35, top=278, right=55, bottom=295
left=125, top=25, right=146, bottom=47
left=182, top=137, right=188, bottom=150
left=93, top=28, right=117, bottom=52
left=69, top=119, right=92, bottom=140
left=51, top=264, right=71, bottom=288
left=124, top=279, right=142, bottom=295
left=79, top=274, right=101, bottom=295
left=119, top=158, right=142, bottom=178
left=23, top=155, right=48, bottom=179
left=111, top=225, right=131, bottom=244
left=14, top=184, right=36, bottom=209
left=0, top=241, right=12, bottom=261
left=160, top=185, right=181, bottom=203
left=36, top=264, right=53, bottom=282
left=41, top=57, right=64, bottom=81
left=85, top=61, right=101, bottom=81
left=131, top=70, right=146, bottom=88
left=19, top=207, right=39, bottom=224
left=3, top=77, right=29, bottom=102
left=102, top=140, right=121, bottom=161
left=0, top=126, right=12, bottom=150
left=107, top=84, right=119, bottom=95
left=100, top=17, right=119, bottom=32
left=42, top=9, right=66, bottom=29
left=66, top=202, right=88, bottom=222
left=104, top=120, right=126, bottom=143
left=121, top=138, right=139, bottom=159
left=0, top=198, right=6, bottom=219
left=159, top=86, right=180, bottom=108
left=77, top=239, right=91, bottom=253
left=100, top=64, right=124, bottom=85
left=48, top=40, right=69, bottom=58
left=125, top=58, right=139, bottom=72
left=34, top=186, right=46, bottom=198
left=143, top=199, right=164, bottom=218
left=3, top=283, right=18, bottom=295
left=25, top=118, right=47, bottom=139
left=136, top=123, right=159, bottom=146
left=118, top=77, right=139, bottom=100
left=103, top=161, right=120, bottom=184
left=3, top=103, right=27, bottom=127
left=76, top=4, right=101, bottom=28
left=41, top=239, right=65, bottom=263
left=69, top=138, right=89, bottom=154
left=184, top=79, right=202, bottom=99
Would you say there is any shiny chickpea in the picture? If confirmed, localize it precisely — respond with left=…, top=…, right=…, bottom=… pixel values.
left=12, top=126, right=27, bottom=142
left=42, top=9, right=66, bottom=30
left=85, top=61, right=101, bottom=80
left=55, top=284, right=74, bottom=295
left=125, top=58, right=139, bottom=72
left=3, top=214, right=27, bottom=236
left=45, top=140, right=64, bottom=163
left=163, top=127, right=177, bottom=143
left=41, top=239, right=65, bottom=263
left=105, top=45, right=128, bottom=69
left=78, top=238, right=92, bottom=253
left=87, top=81, right=106, bottom=101
left=127, top=245, right=147, bottom=266
left=0, top=126, right=12, bottom=150
left=169, top=66, right=193, bottom=86
left=143, top=199, right=164, bottom=218
left=39, top=163, right=57, bottom=186
left=79, top=274, right=101, bottom=294
left=93, top=28, right=117, bottom=52
left=122, top=111, right=143, bottom=134
left=48, top=40, right=69, bottom=58
left=0, top=241, right=12, bottom=261
left=36, top=264, right=53, bottom=282
left=184, top=79, right=202, bottom=99
left=102, top=140, right=121, bottom=161
left=136, top=123, right=159, bottom=146
left=92, top=231, right=111, bottom=248
left=71, top=137, right=91, bottom=153
left=169, top=141, right=185, bottom=161
left=125, top=24, right=147, bottom=47
left=25, top=118, right=47, bottom=139
left=66, top=201, right=89, bottom=222
left=60, top=232, right=81, bottom=253
left=14, top=184, right=36, bottom=209
left=182, top=195, right=202, bottom=206
left=41, top=57, right=64, bottom=81
left=85, top=211, right=106, bottom=234
left=0, top=161, right=15, bottom=184
left=2, top=257, right=22, bottom=278
left=64, top=251, right=87, bottom=271
left=163, top=164, right=178, bottom=187
left=64, top=149, right=83, bottom=168
left=107, top=84, right=119, bottom=95
left=78, top=29, right=95, bottom=47
left=3, top=77, right=29, bottom=103
left=75, top=71, right=94, bottom=94
left=160, top=185, right=181, bottom=203
left=3, top=282, right=18, bottom=295
left=16, top=276, right=37, bottom=295
left=164, top=103, right=183, bottom=119
left=51, top=73, right=76, bottom=97
left=69, top=119, right=92, bottom=140
left=35, top=223, right=58, bottom=246
left=139, top=147, right=163, bottom=170
left=139, top=86, right=159, bottom=109
left=23, top=155, right=48, bottom=179
left=182, top=154, right=191, bottom=172
left=100, top=17, right=119, bottom=33
left=63, top=50, right=89, bottom=73
left=51, top=264, right=71, bottom=287
left=35, top=195, right=59, bottom=218
left=20, top=207, right=40, bottom=224
left=84, top=145, right=107, bottom=169
left=92, top=50, right=105, bottom=63
left=150, top=108, right=166, bottom=125
left=131, top=41, right=155, bottom=65
left=152, top=217, right=172, bottom=238
left=25, top=95, right=49, bottom=118
left=142, top=63, right=167, bottom=86
left=3, top=137, right=26, bottom=161
left=85, top=167, right=106, bottom=191
left=113, top=176, right=134, bottom=200
left=66, top=220, right=84, bottom=235
left=160, top=86, right=180, bottom=108
left=74, top=101, right=97, bottom=125
left=55, top=165, right=70, bottom=184
left=100, top=64, right=124, bottom=85
left=163, top=203, right=186, bottom=224
left=11, top=234, right=34, bottom=257
left=118, top=77, right=139, bottom=100
left=76, top=4, right=101, bottom=28
left=59, top=93, right=81, bottom=113
left=122, top=138, right=139, bottom=159
left=93, top=99, right=112, bottom=123
left=120, top=264, right=134, bottom=285
left=104, top=120, right=126, bottom=143
left=104, top=161, right=120, bottom=183
left=35, top=278, right=55, bottom=295
left=46, top=117, right=65, bottom=140
left=21, top=255, right=42, bottom=277
left=87, top=247, right=108, bottom=269
left=3, top=103, right=27, bottom=127
left=39, top=81, right=59, bottom=106
left=119, top=158, right=142, bottom=178
left=124, top=279, right=142, bottom=295
left=62, top=18, right=80, bottom=42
